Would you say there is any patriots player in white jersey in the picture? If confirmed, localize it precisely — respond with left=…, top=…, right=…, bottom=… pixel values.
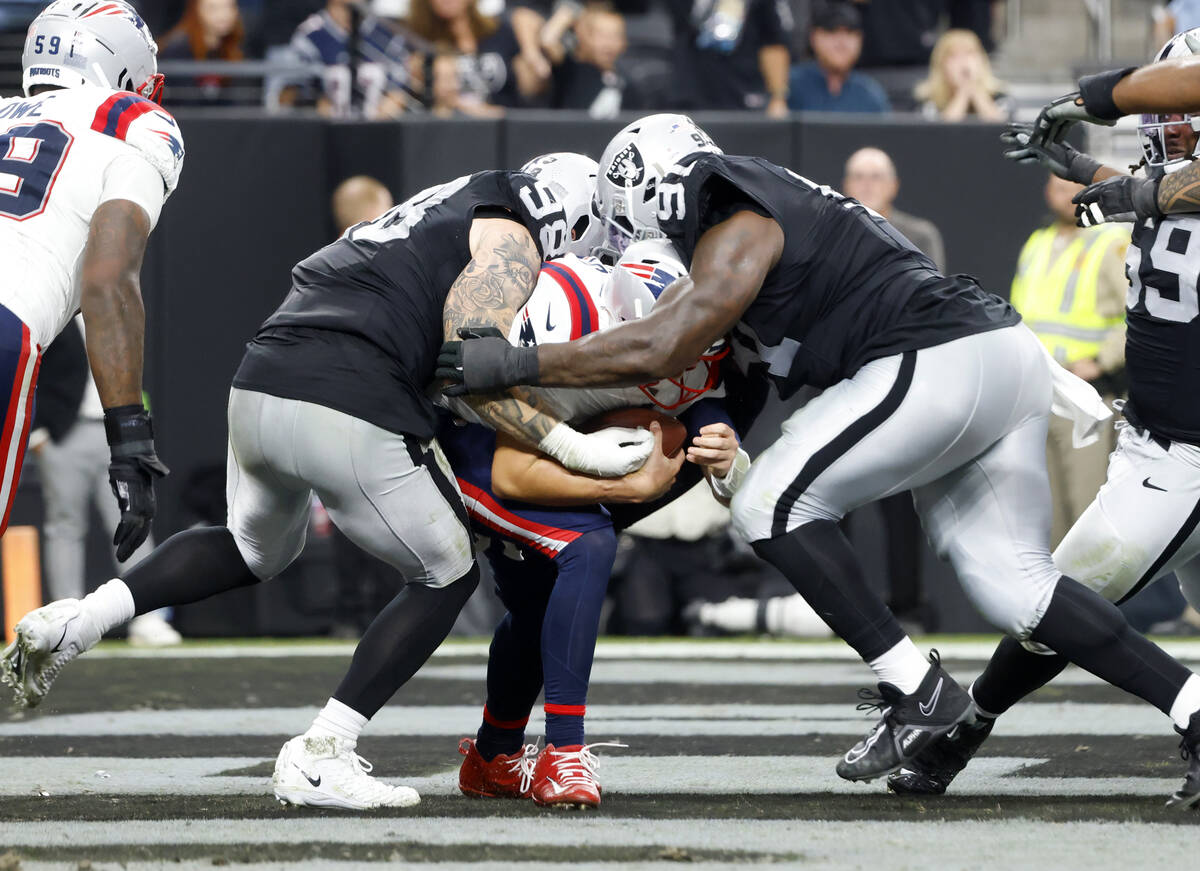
left=0, top=2, right=182, bottom=553
left=890, top=29, right=1200, bottom=807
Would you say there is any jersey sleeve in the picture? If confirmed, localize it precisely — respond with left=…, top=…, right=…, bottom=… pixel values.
left=98, top=152, right=167, bottom=229
left=94, top=99, right=185, bottom=198
left=658, top=155, right=776, bottom=262
left=505, top=171, right=570, bottom=260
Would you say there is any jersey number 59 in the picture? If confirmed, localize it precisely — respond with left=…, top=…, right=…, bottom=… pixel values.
left=0, top=121, right=73, bottom=221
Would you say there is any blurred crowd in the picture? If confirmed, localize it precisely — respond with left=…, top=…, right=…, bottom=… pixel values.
left=70, top=0, right=1015, bottom=119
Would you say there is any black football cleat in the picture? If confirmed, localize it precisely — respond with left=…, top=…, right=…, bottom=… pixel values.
left=1166, top=709, right=1200, bottom=810
left=836, top=650, right=973, bottom=782
left=887, top=715, right=995, bottom=795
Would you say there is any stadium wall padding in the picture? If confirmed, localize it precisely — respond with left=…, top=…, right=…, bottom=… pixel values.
left=126, top=112, right=1053, bottom=634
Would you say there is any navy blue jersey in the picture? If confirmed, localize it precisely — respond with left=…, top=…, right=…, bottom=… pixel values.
left=234, top=171, right=568, bottom=440
left=658, top=153, right=1019, bottom=398
left=1122, top=214, right=1200, bottom=443
left=290, top=10, right=412, bottom=114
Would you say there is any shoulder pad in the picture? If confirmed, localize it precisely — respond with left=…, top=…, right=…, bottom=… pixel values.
left=90, top=93, right=184, bottom=195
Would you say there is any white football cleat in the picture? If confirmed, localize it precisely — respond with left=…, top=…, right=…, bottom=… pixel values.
left=126, top=612, right=182, bottom=647
left=1, top=599, right=103, bottom=708
left=272, top=735, right=421, bottom=810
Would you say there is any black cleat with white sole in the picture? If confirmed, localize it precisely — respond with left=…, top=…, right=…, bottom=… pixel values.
left=1167, top=709, right=1200, bottom=810
left=887, top=715, right=994, bottom=795
left=836, top=650, right=972, bottom=782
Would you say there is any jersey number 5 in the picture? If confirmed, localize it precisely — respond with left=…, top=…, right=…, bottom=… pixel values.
left=0, top=121, right=72, bottom=221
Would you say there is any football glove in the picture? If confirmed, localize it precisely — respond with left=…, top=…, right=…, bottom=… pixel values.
left=1072, top=174, right=1162, bottom=226
left=538, top=422, right=654, bottom=477
left=436, top=326, right=540, bottom=396
left=104, top=405, right=169, bottom=562
left=1000, top=122, right=1101, bottom=185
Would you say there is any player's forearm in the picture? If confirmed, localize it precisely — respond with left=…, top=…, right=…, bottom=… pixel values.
left=535, top=319, right=682, bottom=386
left=758, top=45, right=789, bottom=103
left=1112, top=57, right=1200, bottom=114
left=493, top=452, right=632, bottom=505
left=1157, top=159, right=1200, bottom=214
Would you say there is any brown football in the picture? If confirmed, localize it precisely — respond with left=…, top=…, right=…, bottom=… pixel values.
left=580, top=407, right=688, bottom=458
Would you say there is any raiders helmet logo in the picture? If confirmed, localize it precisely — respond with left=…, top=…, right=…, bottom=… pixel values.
left=606, top=144, right=644, bottom=187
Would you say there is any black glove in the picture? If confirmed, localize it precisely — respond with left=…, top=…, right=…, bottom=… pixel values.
left=1001, top=122, right=1101, bottom=184
left=1073, top=174, right=1162, bottom=226
left=104, top=404, right=169, bottom=562
left=435, top=326, right=540, bottom=396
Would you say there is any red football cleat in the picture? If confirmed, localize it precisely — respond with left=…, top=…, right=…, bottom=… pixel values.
left=530, top=742, right=626, bottom=808
left=457, top=738, right=537, bottom=799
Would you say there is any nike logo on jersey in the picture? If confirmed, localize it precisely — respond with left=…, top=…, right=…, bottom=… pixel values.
left=292, top=763, right=321, bottom=788
left=918, top=677, right=944, bottom=717
left=545, top=309, right=556, bottom=332
left=1143, top=477, right=1168, bottom=492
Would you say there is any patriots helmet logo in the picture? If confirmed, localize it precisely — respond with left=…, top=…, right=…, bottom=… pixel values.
left=605, top=143, right=644, bottom=187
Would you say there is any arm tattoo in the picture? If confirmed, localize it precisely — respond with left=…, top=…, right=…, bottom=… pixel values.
left=442, top=224, right=563, bottom=448
left=1158, top=161, right=1200, bottom=214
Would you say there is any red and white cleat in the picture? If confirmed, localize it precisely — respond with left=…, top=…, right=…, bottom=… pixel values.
left=457, top=738, right=537, bottom=799
left=530, top=742, right=626, bottom=809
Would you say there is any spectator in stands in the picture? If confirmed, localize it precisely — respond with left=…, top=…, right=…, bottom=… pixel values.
left=787, top=2, right=889, bottom=113
left=552, top=2, right=636, bottom=116
left=158, top=0, right=246, bottom=105
left=666, top=0, right=793, bottom=115
left=407, top=0, right=545, bottom=109
left=841, top=146, right=945, bottom=269
left=855, top=0, right=939, bottom=69
left=285, top=0, right=412, bottom=119
left=1009, top=174, right=1129, bottom=546
left=915, top=28, right=1009, bottom=122
left=428, top=49, right=506, bottom=117
left=1155, top=1, right=1200, bottom=44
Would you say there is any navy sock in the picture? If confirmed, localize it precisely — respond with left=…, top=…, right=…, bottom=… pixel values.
left=476, top=705, right=529, bottom=760
left=545, top=705, right=585, bottom=748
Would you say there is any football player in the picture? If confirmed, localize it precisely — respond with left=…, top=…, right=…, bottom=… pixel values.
left=438, top=114, right=1200, bottom=801
left=447, top=153, right=748, bottom=808
left=889, top=30, right=1200, bottom=809
left=2, top=160, right=655, bottom=808
left=0, top=2, right=182, bottom=555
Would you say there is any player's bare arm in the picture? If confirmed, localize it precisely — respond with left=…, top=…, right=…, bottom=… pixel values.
left=491, top=423, right=683, bottom=505
left=79, top=199, right=152, bottom=408
left=1112, top=57, right=1200, bottom=114
left=443, top=217, right=566, bottom=446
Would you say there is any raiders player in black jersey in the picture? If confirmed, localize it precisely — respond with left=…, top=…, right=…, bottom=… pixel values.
left=1, top=168, right=656, bottom=810
left=438, top=114, right=1200, bottom=799
left=888, top=33, right=1200, bottom=808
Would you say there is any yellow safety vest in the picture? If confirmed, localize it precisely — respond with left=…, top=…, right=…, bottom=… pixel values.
left=1009, top=224, right=1129, bottom=364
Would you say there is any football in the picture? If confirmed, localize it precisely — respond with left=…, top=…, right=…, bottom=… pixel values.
left=580, top=407, right=688, bottom=458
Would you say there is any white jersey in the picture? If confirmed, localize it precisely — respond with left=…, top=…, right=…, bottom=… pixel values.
left=0, top=86, right=184, bottom=348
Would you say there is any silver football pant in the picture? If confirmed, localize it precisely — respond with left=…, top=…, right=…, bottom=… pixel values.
left=731, top=323, right=1062, bottom=639
left=225, top=388, right=475, bottom=587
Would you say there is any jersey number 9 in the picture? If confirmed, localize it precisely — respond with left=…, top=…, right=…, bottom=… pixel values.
left=0, top=122, right=73, bottom=221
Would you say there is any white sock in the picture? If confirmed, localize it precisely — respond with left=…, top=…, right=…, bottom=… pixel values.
left=768, top=594, right=834, bottom=638
left=1169, top=674, right=1200, bottom=730
left=80, top=579, right=136, bottom=634
left=307, top=698, right=368, bottom=746
left=866, top=637, right=928, bottom=695
left=967, top=681, right=1000, bottom=721
left=700, top=598, right=757, bottom=633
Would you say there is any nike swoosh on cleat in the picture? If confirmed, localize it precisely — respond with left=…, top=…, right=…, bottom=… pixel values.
left=1143, top=477, right=1168, bottom=492
left=49, top=622, right=72, bottom=654
left=544, top=778, right=572, bottom=796
left=292, top=763, right=321, bottom=788
left=918, top=677, right=944, bottom=717
left=843, top=722, right=886, bottom=764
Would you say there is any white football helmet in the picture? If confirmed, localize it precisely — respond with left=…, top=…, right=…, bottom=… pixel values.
left=520, top=152, right=604, bottom=257
left=22, top=1, right=162, bottom=101
left=594, top=114, right=721, bottom=259
left=1138, top=28, right=1200, bottom=171
left=603, top=237, right=728, bottom=411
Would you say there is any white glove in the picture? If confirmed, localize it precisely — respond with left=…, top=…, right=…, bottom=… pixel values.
left=538, top=422, right=654, bottom=477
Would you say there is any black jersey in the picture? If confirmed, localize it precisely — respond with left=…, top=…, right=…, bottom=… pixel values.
left=234, top=171, right=568, bottom=439
left=658, top=153, right=1019, bottom=397
left=1122, top=214, right=1200, bottom=444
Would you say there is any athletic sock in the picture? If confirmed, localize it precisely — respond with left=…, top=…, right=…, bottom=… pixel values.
left=752, top=521, right=906, bottom=661
left=306, top=697, right=368, bottom=747
left=476, top=705, right=528, bottom=760
left=967, top=683, right=1001, bottom=721
left=970, top=635, right=1070, bottom=717
left=1030, top=576, right=1192, bottom=717
left=866, top=637, right=929, bottom=694
left=79, top=579, right=135, bottom=634
left=1169, top=674, right=1200, bottom=730
left=698, top=598, right=758, bottom=633
left=544, top=704, right=585, bottom=748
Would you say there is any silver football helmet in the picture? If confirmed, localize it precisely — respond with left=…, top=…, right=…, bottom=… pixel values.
left=520, top=152, right=604, bottom=258
left=22, top=1, right=163, bottom=101
left=1138, top=28, right=1200, bottom=172
left=594, top=114, right=721, bottom=258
